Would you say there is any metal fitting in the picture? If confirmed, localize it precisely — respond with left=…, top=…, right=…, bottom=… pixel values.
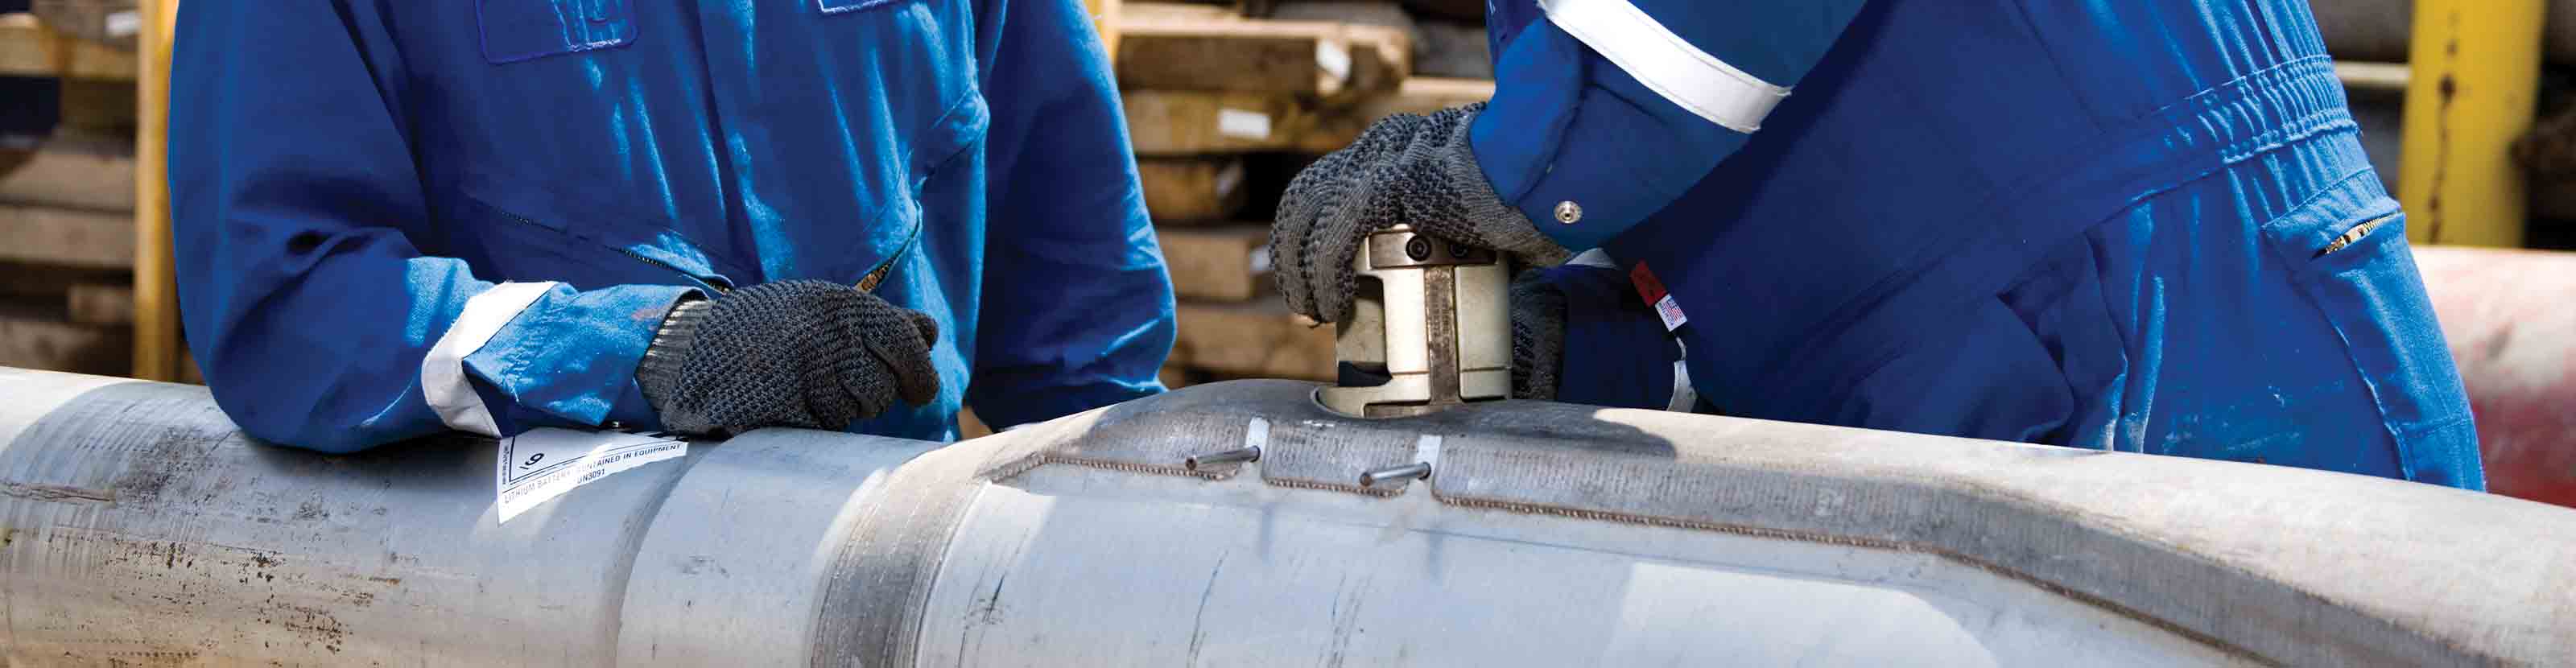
left=1183, top=446, right=1261, bottom=472
left=1358, top=462, right=1433, bottom=488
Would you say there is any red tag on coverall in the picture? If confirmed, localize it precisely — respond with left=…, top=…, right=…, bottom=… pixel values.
left=1630, top=262, right=1687, bottom=331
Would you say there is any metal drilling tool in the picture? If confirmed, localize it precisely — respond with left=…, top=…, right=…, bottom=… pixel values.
left=1317, top=225, right=1512, bottom=417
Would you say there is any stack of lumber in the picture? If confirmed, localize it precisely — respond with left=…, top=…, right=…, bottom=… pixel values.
left=0, top=12, right=176, bottom=379
left=0, top=132, right=144, bottom=378
left=1117, top=1, right=1492, bottom=390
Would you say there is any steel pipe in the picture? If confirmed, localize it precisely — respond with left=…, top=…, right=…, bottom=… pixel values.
left=0, top=368, right=2570, bottom=665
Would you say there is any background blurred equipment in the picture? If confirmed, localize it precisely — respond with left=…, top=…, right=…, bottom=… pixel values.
left=5, top=367, right=2574, bottom=665
left=27, top=0, right=136, bottom=51
left=1316, top=224, right=1509, bottom=417
left=2413, top=245, right=2576, bottom=508
left=2396, top=0, right=2543, bottom=248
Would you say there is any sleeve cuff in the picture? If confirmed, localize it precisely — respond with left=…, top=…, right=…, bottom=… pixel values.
left=464, top=282, right=702, bottom=431
left=1470, top=18, right=1749, bottom=252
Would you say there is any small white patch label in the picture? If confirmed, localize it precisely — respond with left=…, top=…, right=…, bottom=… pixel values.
left=1216, top=109, right=1273, bottom=140
left=1652, top=295, right=1688, bottom=331
left=105, top=10, right=141, bottom=38
left=1315, top=40, right=1353, bottom=81
left=496, top=428, right=688, bottom=522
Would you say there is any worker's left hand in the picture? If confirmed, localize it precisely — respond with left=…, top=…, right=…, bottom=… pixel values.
left=1509, top=268, right=1567, bottom=400
left=1271, top=103, right=1572, bottom=324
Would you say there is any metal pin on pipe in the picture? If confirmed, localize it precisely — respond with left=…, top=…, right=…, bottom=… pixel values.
left=1184, top=446, right=1261, bottom=472
left=1358, top=462, right=1433, bottom=488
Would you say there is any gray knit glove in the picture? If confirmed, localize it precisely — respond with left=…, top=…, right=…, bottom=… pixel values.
left=1272, top=102, right=1573, bottom=324
left=1509, top=269, right=1566, bottom=401
left=634, top=280, right=941, bottom=435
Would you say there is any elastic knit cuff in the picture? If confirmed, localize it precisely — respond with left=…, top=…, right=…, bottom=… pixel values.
left=635, top=297, right=712, bottom=412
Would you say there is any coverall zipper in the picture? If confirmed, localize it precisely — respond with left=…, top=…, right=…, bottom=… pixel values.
left=497, top=212, right=732, bottom=295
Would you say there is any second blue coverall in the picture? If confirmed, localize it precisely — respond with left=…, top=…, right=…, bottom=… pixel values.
left=171, top=0, right=1176, bottom=452
left=1484, top=0, right=2483, bottom=489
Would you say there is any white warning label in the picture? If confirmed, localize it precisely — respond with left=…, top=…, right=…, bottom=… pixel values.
left=495, top=428, right=688, bottom=522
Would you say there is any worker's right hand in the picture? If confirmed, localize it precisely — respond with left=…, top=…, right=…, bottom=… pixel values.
left=1271, top=103, right=1571, bottom=324
left=634, top=280, right=942, bottom=435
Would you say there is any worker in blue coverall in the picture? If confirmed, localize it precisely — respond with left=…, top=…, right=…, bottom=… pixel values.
left=170, top=0, right=1176, bottom=453
left=1273, top=0, right=2486, bottom=489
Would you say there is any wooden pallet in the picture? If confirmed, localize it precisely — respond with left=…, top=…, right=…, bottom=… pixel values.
left=0, top=13, right=136, bottom=80
left=0, top=133, right=137, bottom=212
left=1137, top=157, right=1249, bottom=222
left=1116, top=2, right=1410, bottom=99
left=1170, top=299, right=1334, bottom=381
left=0, top=296, right=129, bottom=376
left=1158, top=225, right=1271, bottom=300
left=1124, top=76, right=1493, bottom=155
left=0, top=203, right=134, bottom=269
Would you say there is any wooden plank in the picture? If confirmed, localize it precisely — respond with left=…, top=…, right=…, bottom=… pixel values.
left=1158, top=365, right=1195, bottom=390
left=1116, top=2, right=1409, bottom=98
left=0, top=134, right=136, bottom=212
left=0, top=204, right=134, bottom=269
left=1138, top=157, right=1248, bottom=221
left=1349, top=76, right=1493, bottom=119
left=1125, top=89, right=1345, bottom=155
left=65, top=282, right=131, bottom=325
left=1171, top=300, right=1334, bottom=381
left=1125, top=80, right=1490, bottom=157
left=0, top=14, right=138, bottom=80
left=0, top=299, right=130, bottom=376
left=1294, top=76, right=1496, bottom=154
left=1157, top=225, right=1270, bottom=301
left=57, top=78, right=138, bottom=132
left=0, top=260, right=126, bottom=300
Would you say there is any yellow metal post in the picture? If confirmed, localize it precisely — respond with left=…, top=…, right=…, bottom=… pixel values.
left=2400, top=0, right=2544, bottom=247
left=133, top=0, right=181, bottom=381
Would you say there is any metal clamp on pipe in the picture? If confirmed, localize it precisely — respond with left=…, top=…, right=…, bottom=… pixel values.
left=1317, top=225, right=1512, bottom=418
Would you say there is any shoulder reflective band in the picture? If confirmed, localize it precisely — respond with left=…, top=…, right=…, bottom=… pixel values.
left=1537, top=0, right=1790, bottom=134
left=421, top=281, right=560, bottom=436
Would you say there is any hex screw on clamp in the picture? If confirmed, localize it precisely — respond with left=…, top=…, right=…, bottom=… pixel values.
left=1358, top=462, right=1433, bottom=488
left=1184, top=446, right=1261, bottom=472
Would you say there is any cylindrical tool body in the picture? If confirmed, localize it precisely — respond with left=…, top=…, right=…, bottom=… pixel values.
left=1319, top=225, right=1512, bottom=416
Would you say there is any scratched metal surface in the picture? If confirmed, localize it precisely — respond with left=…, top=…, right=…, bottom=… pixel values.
left=911, top=465, right=2243, bottom=666
left=0, top=369, right=932, bottom=666
left=2, top=369, right=2574, bottom=666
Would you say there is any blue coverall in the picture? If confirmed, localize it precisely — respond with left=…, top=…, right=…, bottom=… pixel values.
left=170, top=0, right=1176, bottom=452
left=1490, top=0, right=2484, bottom=489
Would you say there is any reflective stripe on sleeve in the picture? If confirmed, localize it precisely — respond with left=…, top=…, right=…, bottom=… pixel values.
left=1538, top=0, right=1790, bottom=134
left=420, top=281, right=559, bottom=436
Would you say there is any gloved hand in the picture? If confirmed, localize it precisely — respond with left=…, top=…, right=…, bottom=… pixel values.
left=1509, top=268, right=1567, bottom=401
left=1510, top=264, right=1693, bottom=410
left=1272, top=102, right=1572, bottom=324
left=634, top=280, right=941, bottom=435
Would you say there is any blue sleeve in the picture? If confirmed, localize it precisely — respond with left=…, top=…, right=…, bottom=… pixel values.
left=965, top=0, right=1179, bottom=428
left=171, top=0, right=692, bottom=453
left=1473, top=0, right=1868, bottom=251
